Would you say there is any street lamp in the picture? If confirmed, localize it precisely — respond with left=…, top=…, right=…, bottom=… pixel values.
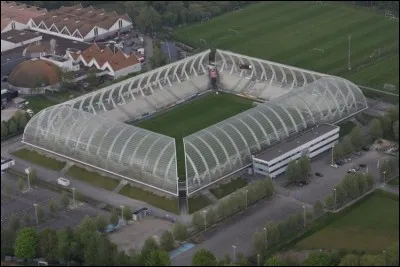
left=334, top=188, right=337, bottom=211
left=382, top=171, right=387, bottom=186
left=120, top=205, right=124, bottom=220
left=33, top=203, right=38, bottom=225
left=72, top=188, right=76, bottom=207
left=202, top=210, right=207, bottom=231
left=263, top=227, right=267, bottom=248
left=257, top=253, right=260, bottom=267
left=25, top=168, right=31, bottom=190
left=232, top=245, right=237, bottom=262
left=245, top=189, right=249, bottom=209
left=302, top=205, right=306, bottom=227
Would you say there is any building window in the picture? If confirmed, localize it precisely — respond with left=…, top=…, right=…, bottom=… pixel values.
left=118, top=20, right=122, bottom=29
left=11, top=22, right=16, bottom=29
left=94, top=28, right=98, bottom=37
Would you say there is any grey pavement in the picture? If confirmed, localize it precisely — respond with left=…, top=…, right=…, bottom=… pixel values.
left=172, top=195, right=303, bottom=266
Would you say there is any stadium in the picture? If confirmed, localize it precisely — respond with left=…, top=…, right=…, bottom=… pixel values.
left=22, top=49, right=368, bottom=198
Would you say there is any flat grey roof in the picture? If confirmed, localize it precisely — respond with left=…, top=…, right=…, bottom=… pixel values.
left=1, top=30, right=41, bottom=44
left=255, top=124, right=339, bottom=162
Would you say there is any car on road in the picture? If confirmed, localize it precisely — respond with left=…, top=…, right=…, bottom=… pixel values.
left=347, top=169, right=357, bottom=173
left=315, top=172, right=323, bottom=177
left=359, top=163, right=366, bottom=168
left=330, top=164, right=338, bottom=168
left=298, top=180, right=309, bottom=186
left=362, top=145, right=370, bottom=151
left=352, top=151, right=361, bottom=156
left=336, top=159, right=345, bottom=166
left=57, top=177, right=70, bottom=187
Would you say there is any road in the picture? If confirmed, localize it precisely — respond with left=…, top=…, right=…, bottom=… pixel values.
left=1, top=137, right=179, bottom=221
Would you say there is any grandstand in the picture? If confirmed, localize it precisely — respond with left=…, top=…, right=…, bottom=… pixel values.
left=22, top=49, right=368, bottom=198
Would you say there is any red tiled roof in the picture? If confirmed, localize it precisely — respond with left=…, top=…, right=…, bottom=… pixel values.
left=1, top=1, right=47, bottom=31
left=31, top=3, right=132, bottom=38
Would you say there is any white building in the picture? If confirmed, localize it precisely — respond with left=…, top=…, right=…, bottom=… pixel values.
left=40, top=54, right=80, bottom=72
left=1, top=1, right=47, bottom=33
left=28, top=4, right=133, bottom=42
left=1, top=29, right=42, bottom=52
left=252, top=124, right=340, bottom=178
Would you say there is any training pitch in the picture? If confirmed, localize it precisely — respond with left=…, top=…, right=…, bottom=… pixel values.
left=132, top=92, right=254, bottom=177
left=173, top=1, right=399, bottom=93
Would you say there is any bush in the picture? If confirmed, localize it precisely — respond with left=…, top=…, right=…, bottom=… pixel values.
left=172, top=221, right=188, bottom=241
left=160, top=231, right=174, bottom=251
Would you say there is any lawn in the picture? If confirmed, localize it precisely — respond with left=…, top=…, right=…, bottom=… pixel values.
left=387, top=176, right=399, bottom=187
left=173, top=1, right=399, bottom=93
left=12, top=148, right=66, bottom=171
left=24, top=95, right=59, bottom=113
left=119, top=184, right=179, bottom=214
left=134, top=92, right=254, bottom=177
left=338, top=121, right=356, bottom=138
left=295, top=191, right=399, bottom=252
left=188, top=195, right=213, bottom=214
left=66, top=166, right=119, bottom=191
left=209, top=177, right=248, bottom=199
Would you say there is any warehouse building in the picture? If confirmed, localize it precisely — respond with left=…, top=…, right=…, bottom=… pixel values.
left=252, top=124, right=339, bottom=178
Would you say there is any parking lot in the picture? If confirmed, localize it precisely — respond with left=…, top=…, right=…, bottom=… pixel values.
left=108, top=217, right=173, bottom=252
left=1, top=172, right=108, bottom=230
left=272, top=149, right=390, bottom=205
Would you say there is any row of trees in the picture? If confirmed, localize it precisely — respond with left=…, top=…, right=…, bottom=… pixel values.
left=1, top=111, right=30, bottom=140
left=286, top=155, right=311, bottom=184
left=351, top=1, right=399, bottom=16
left=324, top=172, right=375, bottom=210
left=191, top=179, right=275, bottom=231
left=379, top=156, right=399, bottom=182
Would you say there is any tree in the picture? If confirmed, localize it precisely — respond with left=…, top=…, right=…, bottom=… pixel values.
left=265, top=255, right=285, bottom=266
left=60, top=191, right=70, bottom=209
left=1, top=227, right=17, bottom=259
left=339, top=253, right=360, bottom=266
left=8, top=214, right=21, bottom=232
left=83, top=234, right=99, bottom=266
left=38, top=228, right=58, bottom=262
left=14, top=227, right=38, bottom=259
left=37, top=205, right=45, bottom=223
left=286, top=160, right=300, bottom=184
left=1, top=121, right=8, bottom=139
left=384, top=242, right=399, bottom=266
left=57, top=227, right=73, bottom=264
left=342, top=135, right=354, bottom=155
left=266, top=223, right=280, bottom=247
left=192, top=249, right=217, bottom=266
left=368, top=118, right=383, bottom=141
left=304, top=251, right=331, bottom=266
left=17, top=112, right=28, bottom=129
left=145, top=249, right=171, bottom=266
left=8, top=119, right=17, bottom=135
left=22, top=212, right=32, bottom=227
left=192, top=211, right=205, bottom=231
left=313, top=200, right=324, bottom=217
left=29, top=168, right=38, bottom=185
left=355, top=173, right=368, bottom=194
left=122, top=206, right=132, bottom=221
left=172, top=221, right=188, bottom=241
left=252, top=231, right=265, bottom=253
left=95, top=215, right=108, bottom=233
left=18, top=177, right=25, bottom=192
left=75, top=190, right=83, bottom=202
left=149, top=45, right=169, bottom=69
left=160, top=231, right=174, bottom=251
left=333, top=143, right=344, bottom=161
left=393, top=120, right=399, bottom=141
left=360, top=254, right=385, bottom=266
left=140, top=237, right=160, bottom=264
left=96, top=236, right=116, bottom=266
left=365, top=172, right=375, bottom=189
left=109, top=208, right=120, bottom=225
left=48, top=199, right=57, bottom=216
left=350, top=126, right=365, bottom=150
left=324, top=194, right=334, bottom=209
left=136, top=6, right=161, bottom=33
left=298, top=156, right=311, bottom=181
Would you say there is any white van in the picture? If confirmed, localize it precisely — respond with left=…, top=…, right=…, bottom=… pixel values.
left=57, top=177, right=70, bottom=187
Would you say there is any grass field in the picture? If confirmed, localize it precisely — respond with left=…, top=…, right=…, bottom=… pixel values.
left=66, top=166, right=120, bottom=191
left=173, top=1, right=399, bottom=92
left=119, top=184, right=179, bottom=214
left=12, top=148, right=66, bottom=171
left=135, top=92, right=254, bottom=177
left=295, top=192, right=399, bottom=252
left=209, top=177, right=248, bottom=199
left=188, top=195, right=213, bottom=214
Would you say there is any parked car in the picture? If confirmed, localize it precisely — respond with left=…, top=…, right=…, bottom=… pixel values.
left=336, top=160, right=345, bottom=166
left=298, top=180, right=309, bottom=186
left=359, top=163, right=366, bottom=168
left=347, top=169, right=357, bottom=173
left=361, top=145, right=370, bottom=151
left=330, top=164, right=338, bottom=168
left=57, top=177, right=70, bottom=187
left=315, top=172, right=323, bottom=177
left=352, top=151, right=361, bottom=156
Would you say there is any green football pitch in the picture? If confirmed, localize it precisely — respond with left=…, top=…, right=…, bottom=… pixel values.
left=173, top=1, right=399, bottom=93
left=134, top=92, right=254, bottom=177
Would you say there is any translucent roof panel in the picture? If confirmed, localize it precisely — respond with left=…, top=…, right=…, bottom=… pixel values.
left=23, top=105, right=178, bottom=195
left=185, top=76, right=367, bottom=195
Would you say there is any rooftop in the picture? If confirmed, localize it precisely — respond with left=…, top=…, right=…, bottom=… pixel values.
left=31, top=3, right=131, bottom=37
left=1, top=29, right=41, bottom=44
left=255, top=124, right=339, bottom=162
left=1, top=1, right=47, bottom=31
